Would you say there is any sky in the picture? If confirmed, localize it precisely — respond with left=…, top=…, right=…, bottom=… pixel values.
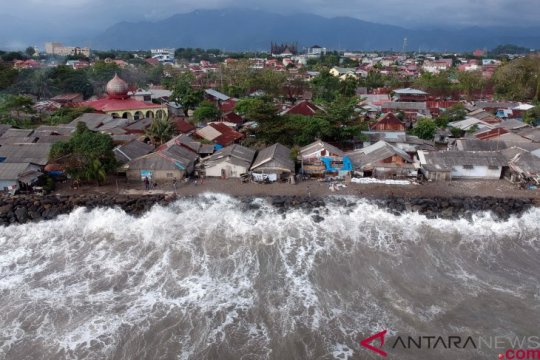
left=2, top=0, right=540, bottom=38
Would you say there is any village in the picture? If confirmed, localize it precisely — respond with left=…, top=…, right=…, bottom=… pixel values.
left=0, top=43, right=539, bottom=197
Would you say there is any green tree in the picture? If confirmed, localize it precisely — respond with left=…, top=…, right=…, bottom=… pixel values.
left=311, top=70, right=341, bottom=102
left=25, top=47, right=35, bottom=57
left=523, top=105, right=540, bottom=125
left=435, top=104, right=467, bottom=128
left=49, top=123, right=117, bottom=185
left=0, top=95, right=35, bottom=120
left=234, top=97, right=278, bottom=122
left=168, top=72, right=203, bottom=116
left=493, top=55, right=540, bottom=100
left=456, top=70, right=484, bottom=100
left=0, top=61, right=17, bottom=90
left=193, top=100, right=220, bottom=124
left=48, top=106, right=95, bottom=125
left=410, top=118, right=437, bottom=140
left=317, top=95, right=361, bottom=145
left=145, top=118, right=174, bottom=145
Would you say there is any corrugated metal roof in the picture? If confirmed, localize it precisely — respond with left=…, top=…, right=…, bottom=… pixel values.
left=205, top=89, right=230, bottom=101
left=0, top=143, right=52, bottom=165
left=251, top=143, right=294, bottom=172
left=0, top=162, right=35, bottom=180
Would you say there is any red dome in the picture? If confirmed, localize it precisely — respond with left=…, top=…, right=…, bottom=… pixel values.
left=106, top=74, right=129, bottom=99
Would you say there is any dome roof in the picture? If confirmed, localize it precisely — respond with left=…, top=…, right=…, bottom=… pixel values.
left=106, top=74, right=129, bottom=99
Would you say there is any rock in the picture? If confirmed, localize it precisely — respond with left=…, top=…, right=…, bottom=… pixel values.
left=14, top=207, right=28, bottom=223
left=311, top=214, right=324, bottom=223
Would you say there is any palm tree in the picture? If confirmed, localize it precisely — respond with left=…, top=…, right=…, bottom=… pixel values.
left=145, top=118, right=174, bottom=145
left=85, top=158, right=107, bottom=186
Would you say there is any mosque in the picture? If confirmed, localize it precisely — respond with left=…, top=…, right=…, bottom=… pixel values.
left=81, top=74, right=168, bottom=120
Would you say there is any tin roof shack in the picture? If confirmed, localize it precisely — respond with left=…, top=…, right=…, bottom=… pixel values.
left=123, top=145, right=198, bottom=182
left=507, top=152, right=540, bottom=186
left=202, top=144, right=255, bottom=179
left=113, top=140, right=154, bottom=165
left=250, top=143, right=295, bottom=181
left=418, top=150, right=506, bottom=181
left=0, top=143, right=53, bottom=166
left=0, top=163, right=42, bottom=193
left=298, top=140, right=345, bottom=177
left=348, top=141, right=416, bottom=178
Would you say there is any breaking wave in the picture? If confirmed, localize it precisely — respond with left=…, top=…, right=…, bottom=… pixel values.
left=0, top=194, right=539, bottom=359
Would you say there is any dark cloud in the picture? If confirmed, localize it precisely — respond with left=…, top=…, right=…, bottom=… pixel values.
left=4, top=0, right=540, bottom=35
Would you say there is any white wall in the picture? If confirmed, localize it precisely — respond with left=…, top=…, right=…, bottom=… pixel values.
left=206, top=162, right=248, bottom=178
left=451, top=166, right=502, bottom=179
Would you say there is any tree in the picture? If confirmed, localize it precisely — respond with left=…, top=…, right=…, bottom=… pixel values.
left=0, top=95, right=35, bottom=120
left=456, top=70, right=484, bottom=100
left=48, top=106, right=95, bottom=125
left=193, top=100, right=220, bottom=124
left=145, top=118, right=174, bottom=145
left=311, top=70, right=341, bottom=102
left=317, top=95, right=361, bottom=145
left=234, top=97, right=277, bottom=122
left=523, top=105, right=540, bottom=125
left=25, top=47, right=35, bottom=57
left=49, top=123, right=116, bottom=185
left=435, top=104, right=467, bottom=128
left=493, top=55, right=540, bottom=101
left=0, top=61, right=17, bottom=90
left=410, top=118, right=436, bottom=140
left=168, top=72, right=203, bottom=116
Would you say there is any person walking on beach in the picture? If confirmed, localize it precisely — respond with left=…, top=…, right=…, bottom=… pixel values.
left=144, top=176, right=150, bottom=190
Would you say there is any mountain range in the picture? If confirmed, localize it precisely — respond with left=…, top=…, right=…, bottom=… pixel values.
left=2, top=9, right=540, bottom=52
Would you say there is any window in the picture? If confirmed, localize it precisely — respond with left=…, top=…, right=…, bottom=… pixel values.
left=463, top=165, right=474, bottom=169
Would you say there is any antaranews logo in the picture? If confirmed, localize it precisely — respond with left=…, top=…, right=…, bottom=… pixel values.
left=359, top=330, right=540, bottom=358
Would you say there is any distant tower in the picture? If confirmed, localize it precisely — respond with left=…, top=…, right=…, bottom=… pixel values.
left=402, top=37, right=408, bottom=55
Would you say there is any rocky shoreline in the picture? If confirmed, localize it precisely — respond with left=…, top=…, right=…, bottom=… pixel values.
left=0, top=193, right=536, bottom=225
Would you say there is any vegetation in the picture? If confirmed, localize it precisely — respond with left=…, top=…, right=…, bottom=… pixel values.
left=523, top=105, right=540, bottom=125
left=410, top=118, right=437, bottom=140
left=493, top=55, right=540, bottom=101
left=145, top=118, right=174, bottom=145
left=434, top=104, right=467, bottom=128
left=168, top=72, right=203, bottom=116
left=48, top=106, right=95, bottom=125
left=193, top=100, right=220, bottom=124
left=49, top=123, right=117, bottom=185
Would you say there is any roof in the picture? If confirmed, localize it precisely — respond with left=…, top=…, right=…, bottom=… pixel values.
left=299, top=140, right=344, bottom=159
left=34, top=125, right=75, bottom=136
left=205, top=89, right=230, bottom=101
left=495, top=119, right=530, bottom=130
left=508, top=152, right=540, bottom=179
left=51, top=93, right=82, bottom=102
left=204, top=144, right=255, bottom=169
left=173, top=117, right=196, bottom=134
left=393, top=88, right=427, bottom=95
left=0, top=143, right=53, bottom=166
left=196, top=125, right=222, bottom=142
left=1, top=128, right=34, bottom=138
left=348, top=141, right=412, bottom=169
left=455, top=139, right=508, bottom=151
left=370, top=113, right=405, bottom=131
left=0, top=124, right=12, bottom=137
left=280, top=100, right=322, bottom=117
left=127, top=145, right=197, bottom=171
left=80, top=97, right=165, bottom=112
left=448, top=117, right=492, bottom=131
left=68, top=113, right=114, bottom=131
left=419, top=150, right=507, bottom=172
left=222, top=112, right=244, bottom=124
left=516, top=128, right=540, bottom=142
left=0, top=136, right=37, bottom=146
left=123, top=118, right=153, bottom=133
left=251, top=143, right=294, bottom=172
left=209, top=123, right=244, bottom=146
left=0, top=162, right=35, bottom=180
left=513, top=103, right=535, bottom=111
left=382, top=102, right=427, bottom=111
left=113, top=140, right=154, bottom=164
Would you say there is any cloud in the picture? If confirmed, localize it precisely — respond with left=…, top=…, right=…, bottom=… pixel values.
left=3, top=0, right=540, bottom=36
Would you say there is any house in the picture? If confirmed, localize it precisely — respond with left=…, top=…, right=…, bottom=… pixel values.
left=0, top=163, right=42, bottom=193
left=370, top=113, right=406, bottom=132
left=173, top=117, right=196, bottom=134
left=113, top=140, right=154, bottom=165
left=507, top=151, right=540, bottom=186
left=298, top=140, right=345, bottom=176
left=123, top=145, right=198, bottom=182
left=163, top=134, right=215, bottom=157
left=0, top=143, right=53, bottom=166
left=68, top=113, right=115, bottom=131
left=195, top=123, right=244, bottom=146
left=250, top=143, right=295, bottom=181
left=202, top=144, right=256, bottom=178
left=280, top=100, right=323, bottom=117
left=392, top=88, right=428, bottom=102
left=448, top=117, right=492, bottom=132
left=329, top=67, right=358, bottom=80
left=418, top=150, right=506, bottom=181
left=51, top=93, right=84, bottom=104
left=348, top=141, right=416, bottom=178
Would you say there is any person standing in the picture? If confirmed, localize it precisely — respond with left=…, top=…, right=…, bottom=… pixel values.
left=144, top=176, right=150, bottom=190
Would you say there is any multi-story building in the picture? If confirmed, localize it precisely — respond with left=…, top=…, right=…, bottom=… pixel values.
left=44, top=42, right=91, bottom=57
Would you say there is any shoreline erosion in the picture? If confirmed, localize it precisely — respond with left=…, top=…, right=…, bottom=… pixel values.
left=0, top=183, right=536, bottom=225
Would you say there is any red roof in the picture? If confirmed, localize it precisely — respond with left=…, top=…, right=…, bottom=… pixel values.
left=79, top=97, right=165, bottom=112
left=282, top=100, right=321, bottom=116
left=209, top=123, right=243, bottom=146
left=219, top=99, right=237, bottom=113
left=475, top=128, right=508, bottom=140
left=145, top=58, right=160, bottom=66
left=174, top=117, right=196, bottom=134
left=222, top=111, right=243, bottom=124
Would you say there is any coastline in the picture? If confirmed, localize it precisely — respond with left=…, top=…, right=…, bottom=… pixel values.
left=0, top=179, right=537, bottom=225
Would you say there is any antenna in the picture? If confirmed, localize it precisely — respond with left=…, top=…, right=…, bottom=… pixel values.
left=402, top=37, right=408, bottom=55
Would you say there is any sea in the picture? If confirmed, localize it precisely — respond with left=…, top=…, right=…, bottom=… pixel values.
left=0, top=194, right=539, bottom=359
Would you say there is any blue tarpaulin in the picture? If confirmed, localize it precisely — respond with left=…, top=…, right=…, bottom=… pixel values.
left=320, top=156, right=352, bottom=173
